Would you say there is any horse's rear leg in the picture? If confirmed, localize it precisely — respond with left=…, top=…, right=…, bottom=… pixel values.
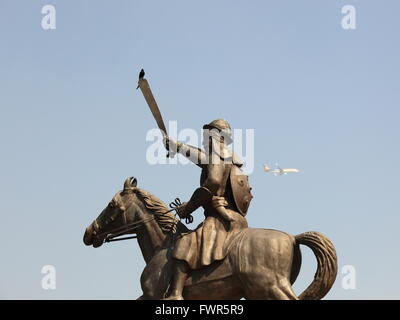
left=267, top=284, right=298, bottom=300
left=274, top=281, right=299, bottom=300
left=244, top=277, right=299, bottom=300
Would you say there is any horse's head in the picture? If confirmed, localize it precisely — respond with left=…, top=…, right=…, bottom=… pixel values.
left=83, top=177, right=139, bottom=248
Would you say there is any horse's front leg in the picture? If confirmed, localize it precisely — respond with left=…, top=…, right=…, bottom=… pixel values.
left=140, top=247, right=173, bottom=299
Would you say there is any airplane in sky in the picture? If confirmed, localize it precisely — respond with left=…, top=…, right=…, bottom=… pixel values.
left=264, top=163, right=300, bottom=176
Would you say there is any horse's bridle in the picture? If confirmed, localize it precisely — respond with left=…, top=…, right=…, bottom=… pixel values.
left=93, top=198, right=182, bottom=244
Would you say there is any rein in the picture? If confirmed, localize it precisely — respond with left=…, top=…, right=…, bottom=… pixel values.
left=97, top=216, right=156, bottom=243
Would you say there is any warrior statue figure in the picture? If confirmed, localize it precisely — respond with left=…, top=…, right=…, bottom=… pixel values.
left=162, top=118, right=253, bottom=300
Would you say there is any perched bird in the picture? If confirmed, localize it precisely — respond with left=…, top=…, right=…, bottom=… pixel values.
left=137, top=69, right=145, bottom=89
left=139, top=68, right=145, bottom=79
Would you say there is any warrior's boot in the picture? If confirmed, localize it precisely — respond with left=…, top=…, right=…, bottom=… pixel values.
left=163, top=260, right=189, bottom=300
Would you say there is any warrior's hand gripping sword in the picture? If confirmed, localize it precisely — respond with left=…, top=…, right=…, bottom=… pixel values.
left=136, top=69, right=176, bottom=158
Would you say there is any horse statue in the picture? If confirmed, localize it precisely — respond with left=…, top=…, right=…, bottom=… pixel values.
left=83, top=177, right=337, bottom=300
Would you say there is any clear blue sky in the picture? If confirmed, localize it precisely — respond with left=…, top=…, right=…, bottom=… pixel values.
left=1, top=0, right=399, bottom=299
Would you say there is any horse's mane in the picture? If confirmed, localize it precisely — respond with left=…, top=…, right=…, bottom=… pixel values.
left=133, top=188, right=180, bottom=233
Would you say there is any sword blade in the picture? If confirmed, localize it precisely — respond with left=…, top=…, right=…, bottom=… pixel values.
left=137, top=78, right=167, bottom=135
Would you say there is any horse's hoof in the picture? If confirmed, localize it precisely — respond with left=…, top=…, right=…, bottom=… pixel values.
left=162, top=295, right=184, bottom=300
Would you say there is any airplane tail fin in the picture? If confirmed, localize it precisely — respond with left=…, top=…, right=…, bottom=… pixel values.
left=263, top=164, right=270, bottom=172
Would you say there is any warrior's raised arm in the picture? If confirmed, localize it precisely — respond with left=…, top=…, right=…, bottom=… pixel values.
left=162, top=135, right=206, bottom=168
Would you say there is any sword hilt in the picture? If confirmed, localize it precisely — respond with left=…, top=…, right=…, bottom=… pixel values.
left=164, top=134, right=179, bottom=158
left=167, top=150, right=177, bottom=158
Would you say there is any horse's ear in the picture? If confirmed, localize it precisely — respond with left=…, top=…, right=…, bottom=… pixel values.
left=123, top=177, right=137, bottom=191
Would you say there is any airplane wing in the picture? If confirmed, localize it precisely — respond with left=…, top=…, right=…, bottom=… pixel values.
left=271, top=170, right=280, bottom=176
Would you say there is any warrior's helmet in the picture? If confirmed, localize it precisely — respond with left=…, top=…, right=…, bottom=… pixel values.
left=203, top=119, right=233, bottom=145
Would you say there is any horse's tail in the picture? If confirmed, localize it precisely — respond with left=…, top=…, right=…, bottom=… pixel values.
left=295, top=231, right=338, bottom=300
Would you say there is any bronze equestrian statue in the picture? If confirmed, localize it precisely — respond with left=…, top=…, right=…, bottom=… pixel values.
left=82, top=71, right=337, bottom=299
